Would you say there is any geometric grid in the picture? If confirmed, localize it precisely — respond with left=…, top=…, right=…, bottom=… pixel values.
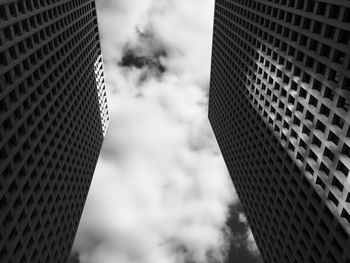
left=209, top=0, right=350, bottom=262
left=0, top=0, right=108, bottom=262
left=94, top=53, right=109, bottom=137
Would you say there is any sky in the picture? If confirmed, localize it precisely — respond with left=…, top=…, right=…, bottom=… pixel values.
left=70, top=0, right=262, bottom=262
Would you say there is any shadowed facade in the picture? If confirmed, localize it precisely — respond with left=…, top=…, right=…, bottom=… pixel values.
left=0, top=0, right=108, bottom=262
left=209, top=0, right=350, bottom=262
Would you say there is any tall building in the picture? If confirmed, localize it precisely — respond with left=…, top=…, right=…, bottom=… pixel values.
left=209, top=0, right=350, bottom=262
left=0, top=1, right=108, bottom=262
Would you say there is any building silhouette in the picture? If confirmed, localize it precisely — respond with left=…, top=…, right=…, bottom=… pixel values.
left=0, top=0, right=108, bottom=262
left=209, top=0, right=350, bottom=262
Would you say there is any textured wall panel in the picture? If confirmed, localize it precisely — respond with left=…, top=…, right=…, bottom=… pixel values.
left=0, top=0, right=108, bottom=262
left=209, top=0, right=350, bottom=262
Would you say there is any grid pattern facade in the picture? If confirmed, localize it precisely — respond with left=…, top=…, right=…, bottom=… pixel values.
left=209, top=0, right=350, bottom=262
left=94, top=54, right=108, bottom=137
left=0, top=1, right=108, bottom=262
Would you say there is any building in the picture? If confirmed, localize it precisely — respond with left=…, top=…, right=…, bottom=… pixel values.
left=0, top=0, right=108, bottom=262
left=208, top=0, right=350, bottom=262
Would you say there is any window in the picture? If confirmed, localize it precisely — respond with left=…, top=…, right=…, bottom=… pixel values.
left=332, top=176, right=343, bottom=192
left=312, top=21, right=322, bottom=33
left=338, top=30, right=350, bottom=44
left=316, top=2, right=327, bottom=15
left=324, top=145, right=335, bottom=161
left=324, top=25, right=335, bottom=39
left=337, top=161, right=349, bottom=177
left=328, top=5, right=340, bottom=19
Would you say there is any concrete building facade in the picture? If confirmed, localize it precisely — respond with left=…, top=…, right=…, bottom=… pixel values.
left=0, top=0, right=108, bottom=262
left=209, top=0, right=350, bottom=262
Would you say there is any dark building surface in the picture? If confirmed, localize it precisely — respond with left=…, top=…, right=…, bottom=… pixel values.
left=0, top=0, right=108, bottom=262
left=209, top=0, right=350, bottom=262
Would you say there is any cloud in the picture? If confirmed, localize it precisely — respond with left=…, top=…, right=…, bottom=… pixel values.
left=223, top=207, right=261, bottom=262
left=244, top=229, right=260, bottom=257
left=71, top=0, right=259, bottom=263
left=118, top=29, right=168, bottom=84
left=237, top=213, right=260, bottom=257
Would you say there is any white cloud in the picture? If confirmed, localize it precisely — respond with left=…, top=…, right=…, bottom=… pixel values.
left=238, top=213, right=248, bottom=224
left=237, top=213, right=260, bottom=256
left=71, top=0, right=257, bottom=262
left=245, top=229, right=260, bottom=257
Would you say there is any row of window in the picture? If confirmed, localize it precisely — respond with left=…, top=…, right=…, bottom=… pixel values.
left=0, top=0, right=93, bottom=20
left=222, top=0, right=350, bottom=23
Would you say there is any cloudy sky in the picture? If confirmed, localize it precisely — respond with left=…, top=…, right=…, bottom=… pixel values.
left=70, top=1, right=261, bottom=262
